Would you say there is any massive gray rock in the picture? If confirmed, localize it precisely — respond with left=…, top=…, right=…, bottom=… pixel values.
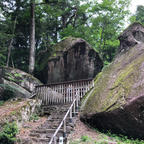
left=118, top=22, right=144, bottom=53
left=0, top=66, right=65, bottom=101
left=0, top=67, right=42, bottom=98
left=81, top=23, right=144, bottom=139
left=39, top=37, right=103, bottom=83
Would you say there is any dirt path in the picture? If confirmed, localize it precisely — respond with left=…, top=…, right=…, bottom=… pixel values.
left=68, top=118, right=99, bottom=140
left=0, top=100, right=28, bottom=118
left=68, top=117, right=117, bottom=144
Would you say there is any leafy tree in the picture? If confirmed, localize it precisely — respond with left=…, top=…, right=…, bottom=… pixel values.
left=0, top=5, right=14, bottom=66
left=59, top=0, right=130, bottom=63
left=0, top=0, right=130, bottom=73
left=130, top=5, right=144, bottom=24
left=0, top=19, right=8, bottom=66
left=0, top=0, right=30, bottom=69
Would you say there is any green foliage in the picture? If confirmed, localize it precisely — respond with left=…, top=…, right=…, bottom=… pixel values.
left=70, top=132, right=144, bottom=144
left=5, top=72, right=23, bottom=83
left=0, top=122, right=18, bottom=144
left=0, top=100, right=4, bottom=106
left=130, top=5, right=144, bottom=25
left=0, top=19, right=11, bottom=66
left=81, top=135, right=91, bottom=142
left=106, top=132, right=144, bottom=144
left=60, top=0, right=130, bottom=63
left=6, top=73, right=15, bottom=81
left=0, top=0, right=131, bottom=72
left=87, top=0, right=130, bottom=62
left=29, top=113, right=39, bottom=121
left=135, top=5, right=144, bottom=24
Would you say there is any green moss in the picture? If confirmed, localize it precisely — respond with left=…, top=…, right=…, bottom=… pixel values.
left=82, top=67, right=111, bottom=113
left=82, top=44, right=144, bottom=114
left=10, top=111, right=17, bottom=115
left=105, top=55, right=144, bottom=111
left=94, top=72, right=102, bottom=85
left=38, top=37, right=81, bottom=72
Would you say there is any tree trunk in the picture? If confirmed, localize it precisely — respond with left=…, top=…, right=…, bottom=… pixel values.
left=29, top=0, right=35, bottom=74
left=6, top=17, right=17, bottom=67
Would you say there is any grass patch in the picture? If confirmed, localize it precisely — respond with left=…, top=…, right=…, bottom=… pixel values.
left=29, top=113, right=39, bottom=122
left=81, top=135, right=91, bottom=142
left=105, top=132, right=144, bottom=144
left=69, top=132, right=144, bottom=144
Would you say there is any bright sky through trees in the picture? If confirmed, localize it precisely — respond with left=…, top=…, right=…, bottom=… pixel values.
left=130, top=0, right=144, bottom=14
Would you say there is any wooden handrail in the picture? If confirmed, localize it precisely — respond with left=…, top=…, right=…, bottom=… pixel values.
left=49, top=98, right=77, bottom=144
left=29, top=93, right=36, bottom=99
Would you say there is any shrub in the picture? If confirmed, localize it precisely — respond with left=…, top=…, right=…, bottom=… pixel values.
left=29, top=113, right=39, bottom=121
left=0, top=122, right=18, bottom=144
left=0, top=100, right=4, bottom=106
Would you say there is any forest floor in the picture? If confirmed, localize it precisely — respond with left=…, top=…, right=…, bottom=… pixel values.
left=0, top=99, right=28, bottom=119
left=68, top=116, right=144, bottom=144
left=68, top=117, right=117, bottom=144
left=1, top=101, right=144, bottom=144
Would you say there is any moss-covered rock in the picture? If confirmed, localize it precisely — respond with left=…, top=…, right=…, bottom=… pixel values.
left=0, top=67, right=42, bottom=98
left=0, top=99, right=42, bottom=131
left=37, top=37, right=103, bottom=83
left=81, top=23, right=144, bottom=139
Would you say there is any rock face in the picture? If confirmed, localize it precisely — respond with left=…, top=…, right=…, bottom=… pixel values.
left=39, top=37, right=103, bottom=83
left=0, top=99, right=42, bottom=130
left=118, top=22, right=144, bottom=53
left=81, top=23, right=144, bottom=139
left=0, top=67, right=42, bottom=98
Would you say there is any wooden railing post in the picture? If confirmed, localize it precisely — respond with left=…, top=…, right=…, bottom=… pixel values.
left=92, top=79, right=94, bottom=88
left=63, top=120, right=66, bottom=138
left=54, top=136, right=56, bottom=144
left=69, top=107, right=72, bottom=123
left=73, top=101, right=76, bottom=116
left=76, top=93, right=79, bottom=113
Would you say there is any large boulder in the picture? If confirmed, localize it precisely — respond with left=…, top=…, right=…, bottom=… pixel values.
left=81, top=23, right=144, bottom=139
left=38, top=37, right=103, bottom=83
left=118, top=22, right=144, bottom=52
left=0, top=67, right=42, bottom=98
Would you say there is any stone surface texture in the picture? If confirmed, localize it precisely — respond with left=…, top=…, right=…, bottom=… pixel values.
left=0, top=99, right=42, bottom=130
left=81, top=23, right=144, bottom=139
left=39, top=37, right=103, bottom=83
left=0, top=66, right=42, bottom=98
